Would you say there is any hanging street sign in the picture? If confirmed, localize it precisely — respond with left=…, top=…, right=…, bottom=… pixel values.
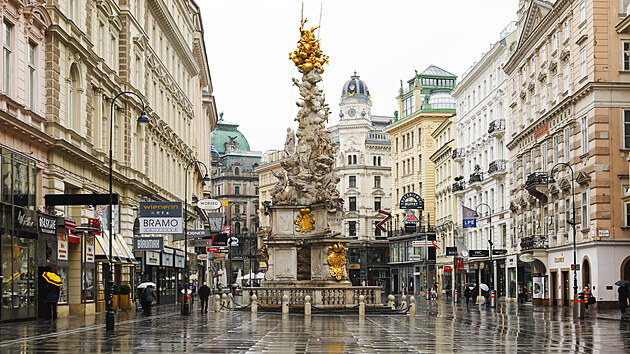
left=469, top=250, right=489, bottom=257
left=139, top=202, right=183, bottom=234
left=189, top=239, right=212, bottom=247
left=197, top=199, right=221, bottom=210
left=399, top=192, right=424, bottom=210
left=172, top=229, right=211, bottom=241
left=197, top=254, right=208, bottom=261
left=409, top=255, right=422, bottom=261
left=412, top=241, right=433, bottom=247
left=445, top=247, right=458, bottom=256
left=133, top=236, right=164, bottom=251
left=227, top=237, right=239, bottom=247
left=377, top=209, right=391, bottom=232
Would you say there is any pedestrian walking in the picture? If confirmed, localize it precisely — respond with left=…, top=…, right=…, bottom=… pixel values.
left=584, top=285, right=595, bottom=310
left=445, top=283, right=452, bottom=300
left=199, top=282, right=211, bottom=313
left=619, top=285, right=629, bottom=315
left=45, top=283, right=60, bottom=320
left=141, top=285, right=157, bottom=316
left=464, top=286, right=471, bottom=307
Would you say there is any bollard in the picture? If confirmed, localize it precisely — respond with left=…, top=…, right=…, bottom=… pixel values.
left=359, top=295, right=365, bottom=316
left=251, top=294, right=258, bottom=314
left=489, top=290, right=497, bottom=308
left=409, top=296, right=416, bottom=317
left=221, top=293, right=228, bottom=310
left=454, top=290, right=459, bottom=304
left=387, top=294, right=395, bottom=310
left=214, top=294, right=221, bottom=312
left=401, top=294, right=407, bottom=309
left=304, top=295, right=311, bottom=316
left=228, top=293, right=234, bottom=309
left=282, top=294, right=289, bottom=314
left=574, top=292, right=585, bottom=319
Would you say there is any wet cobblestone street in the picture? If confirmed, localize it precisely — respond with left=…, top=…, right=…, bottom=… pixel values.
left=1, top=299, right=629, bottom=352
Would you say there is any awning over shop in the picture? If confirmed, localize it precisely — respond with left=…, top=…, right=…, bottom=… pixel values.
left=115, top=233, right=138, bottom=265
left=96, top=231, right=131, bottom=263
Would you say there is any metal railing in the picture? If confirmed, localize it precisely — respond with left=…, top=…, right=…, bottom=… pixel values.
left=488, top=119, right=506, bottom=135
left=469, top=172, right=483, bottom=184
left=452, top=148, right=465, bottom=160
left=520, top=235, right=549, bottom=250
left=452, top=181, right=465, bottom=192
left=488, top=159, right=507, bottom=174
left=526, top=172, right=549, bottom=187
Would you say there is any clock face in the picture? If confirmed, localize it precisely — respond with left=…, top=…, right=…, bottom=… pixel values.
left=209, top=218, right=223, bottom=232
left=349, top=84, right=356, bottom=90
left=348, top=108, right=356, bottom=117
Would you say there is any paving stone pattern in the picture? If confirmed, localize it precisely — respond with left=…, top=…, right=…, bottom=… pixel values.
left=1, top=299, right=629, bottom=352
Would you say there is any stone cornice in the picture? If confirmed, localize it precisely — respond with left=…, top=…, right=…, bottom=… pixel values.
left=147, top=0, right=200, bottom=75
left=452, top=42, right=507, bottom=97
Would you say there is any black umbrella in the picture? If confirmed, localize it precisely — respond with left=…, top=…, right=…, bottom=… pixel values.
left=615, top=280, right=630, bottom=287
left=463, top=283, right=476, bottom=287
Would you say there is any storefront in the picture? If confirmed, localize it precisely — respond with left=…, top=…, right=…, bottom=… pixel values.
left=94, top=231, right=135, bottom=312
left=159, top=248, right=176, bottom=304
left=505, top=255, right=518, bottom=302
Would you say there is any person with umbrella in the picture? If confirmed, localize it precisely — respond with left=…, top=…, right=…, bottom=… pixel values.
left=139, top=283, right=157, bottom=315
left=616, top=280, right=630, bottom=315
left=42, top=272, right=62, bottom=320
left=464, top=284, right=472, bottom=308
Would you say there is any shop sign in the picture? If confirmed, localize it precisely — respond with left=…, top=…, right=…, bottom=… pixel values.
left=349, top=264, right=360, bottom=269
left=409, top=255, right=422, bottom=261
left=58, top=230, right=68, bottom=261
left=469, top=250, right=489, bottom=257
left=412, top=240, right=432, bottom=247
left=197, top=254, right=208, bottom=261
left=398, top=192, right=424, bottom=210
left=444, top=266, right=452, bottom=273
left=259, top=262, right=267, bottom=269
left=197, top=199, right=221, bottom=210
left=534, top=123, right=549, bottom=140
left=404, top=223, right=417, bottom=234
left=172, top=230, right=211, bottom=241
left=175, top=255, right=185, bottom=268
left=161, top=252, right=173, bottom=267
left=533, top=277, right=544, bottom=299
left=492, top=249, right=507, bottom=256
left=88, top=218, right=102, bottom=235
left=38, top=214, right=56, bottom=235
left=554, top=257, right=564, bottom=263
left=15, top=208, right=37, bottom=238
left=445, top=247, right=458, bottom=256
left=189, top=239, right=211, bottom=247
left=85, top=235, right=95, bottom=263
left=139, top=201, right=183, bottom=234
left=175, top=249, right=185, bottom=256
left=133, top=236, right=164, bottom=251
left=598, top=229, right=610, bottom=237
left=145, top=251, right=160, bottom=265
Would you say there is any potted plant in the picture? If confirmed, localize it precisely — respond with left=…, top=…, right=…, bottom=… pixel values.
left=120, top=285, right=131, bottom=311
left=474, top=164, right=481, bottom=173
left=112, top=284, right=120, bottom=312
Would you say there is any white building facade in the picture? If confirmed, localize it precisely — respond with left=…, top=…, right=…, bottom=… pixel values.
left=451, top=23, right=518, bottom=301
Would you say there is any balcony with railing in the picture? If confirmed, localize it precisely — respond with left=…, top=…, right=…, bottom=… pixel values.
left=488, top=119, right=506, bottom=137
left=520, top=235, right=549, bottom=251
left=452, top=148, right=465, bottom=161
left=488, top=159, right=507, bottom=177
left=365, top=132, right=391, bottom=145
left=468, top=172, right=483, bottom=189
left=525, top=172, right=549, bottom=202
left=452, top=181, right=465, bottom=194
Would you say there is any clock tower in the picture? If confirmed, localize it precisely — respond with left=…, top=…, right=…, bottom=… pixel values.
left=339, top=72, right=372, bottom=121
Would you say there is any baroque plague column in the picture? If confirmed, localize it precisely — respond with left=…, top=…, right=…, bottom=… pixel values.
left=244, top=18, right=381, bottom=308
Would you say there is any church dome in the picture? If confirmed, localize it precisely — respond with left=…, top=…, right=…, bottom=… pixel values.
left=341, top=72, right=370, bottom=103
left=211, top=115, right=251, bottom=154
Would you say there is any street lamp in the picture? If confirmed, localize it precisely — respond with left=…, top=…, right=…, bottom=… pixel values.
left=475, top=202, right=495, bottom=308
left=549, top=162, right=578, bottom=317
left=182, top=160, right=211, bottom=315
left=107, top=92, right=149, bottom=331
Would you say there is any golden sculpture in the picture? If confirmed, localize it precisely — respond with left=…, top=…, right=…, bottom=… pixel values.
left=294, top=208, right=315, bottom=232
left=288, top=18, right=329, bottom=73
left=327, top=242, right=347, bottom=281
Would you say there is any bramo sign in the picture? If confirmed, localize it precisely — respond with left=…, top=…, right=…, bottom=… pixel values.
left=139, top=201, right=183, bottom=234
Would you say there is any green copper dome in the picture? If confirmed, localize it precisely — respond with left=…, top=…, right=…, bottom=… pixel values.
left=211, top=116, right=251, bottom=154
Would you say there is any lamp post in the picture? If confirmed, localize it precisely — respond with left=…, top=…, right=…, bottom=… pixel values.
left=107, top=92, right=149, bottom=331
left=182, top=160, right=211, bottom=315
left=549, top=162, right=579, bottom=317
left=475, top=202, right=494, bottom=308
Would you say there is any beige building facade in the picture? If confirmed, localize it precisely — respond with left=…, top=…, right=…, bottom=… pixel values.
left=39, top=0, right=217, bottom=317
left=505, top=0, right=630, bottom=307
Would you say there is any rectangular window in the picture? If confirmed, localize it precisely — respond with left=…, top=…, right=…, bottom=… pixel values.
left=554, top=201, right=560, bottom=233
left=624, top=110, right=630, bottom=149
left=531, top=98, right=536, bottom=119
left=580, top=2, right=586, bottom=23
left=349, top=197, right=357, bottom=211
left=553, top=135, right=559, bottom=164
left=374, top=175, right=381, bottom=189
left=348, top=221, right=357, bottom=237
left=522, top=155, right=526, bottom=181
left=581, top=190, right=589, bottom=229
left=541, top=44, right=547, bottom=62
left=374, top=197, right=381, bottom=211
left=563, top=63, right=571, bottom=93
left=624, top=42, right=630, bottom=71
left=512, top=111, right=517, bottom=132
left=234, top=186, right=240, bottom=195
left=523, top=103, right=528, bottom=123
left=625, top=203, right=630, bottom=227
left=530, top=57, right=536, bottom=76
left=580, top=49, right=587, bottom=78
left=374, top=221, right=381, bottom=237
left=349, top=175, right=356, bottom=188
left=541, top=142, right=547, bottom=170
left=28, top=42, right=35, bottom=108
left=552, top=75, right=559, bottom=101
left=552, top=33, right=558, bottom=52
left=564, top=127, right=571, bottom=162
left=563, top=21, right=570, bottom=41
left=581, top=116, right=588, bottom=154
left=110, top=36, right=116, bottom=69
left=3, top=22, right=12, bottom=97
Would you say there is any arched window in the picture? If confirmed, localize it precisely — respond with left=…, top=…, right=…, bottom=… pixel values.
left=583, top=258, right=591, bottom=288
left=348, top=155, right=352, bottom=165
left=235, top=204, right=240, bottom=214
left=68, top=64, right=80, bottom=130
left=352, top=155, right=357, bottom=165
left=378, top=156, right=381, bottom=166
left=234, top=222, right=241, bottom=235
left=234, top=167, right=240, bottom=176
left=373, top=156, right=377, bottom=165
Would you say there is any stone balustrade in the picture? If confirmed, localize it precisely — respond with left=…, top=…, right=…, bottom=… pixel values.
left=242, top=286, right=382, bottom=308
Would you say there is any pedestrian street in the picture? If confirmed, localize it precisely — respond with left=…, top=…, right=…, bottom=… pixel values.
left=1, top=298, right=629, bottom=352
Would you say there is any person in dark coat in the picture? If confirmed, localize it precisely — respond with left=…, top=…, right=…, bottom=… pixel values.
left=45, top=283, right=60, bottom=320
left=141, top=285, right=157, bottom=316
left=198, top=283, right=211, bottom=313
left=464, top=286, right=471, bottom=307
left=619, top=285, right=629, bottom=315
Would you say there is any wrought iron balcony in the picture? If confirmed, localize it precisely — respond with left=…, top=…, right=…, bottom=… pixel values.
left=488, top=159, right=507, bottom=176
left=520, top=235, right=549, bottom=250
left=469, top=172, right=483, bottom=184
left=525, top=172, right=549, bottom=188
left=452, top=148, right=465, bottom=161
left=452, top=181, right=465, bottom=193
left=488, top=119, right=506, bottom=137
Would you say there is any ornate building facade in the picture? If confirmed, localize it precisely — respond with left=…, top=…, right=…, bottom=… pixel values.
left=385, top=65, right=456, bottom=294
left=450, top=24, right=517, bottom=301
left=328, top=73, right=392, bottom=290
left=35, top=0, right=216, bottom=318
left=505, top=0, right=630, bottom=308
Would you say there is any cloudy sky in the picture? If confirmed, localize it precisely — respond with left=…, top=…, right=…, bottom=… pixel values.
left=201, top=0, right=518, bottom=153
